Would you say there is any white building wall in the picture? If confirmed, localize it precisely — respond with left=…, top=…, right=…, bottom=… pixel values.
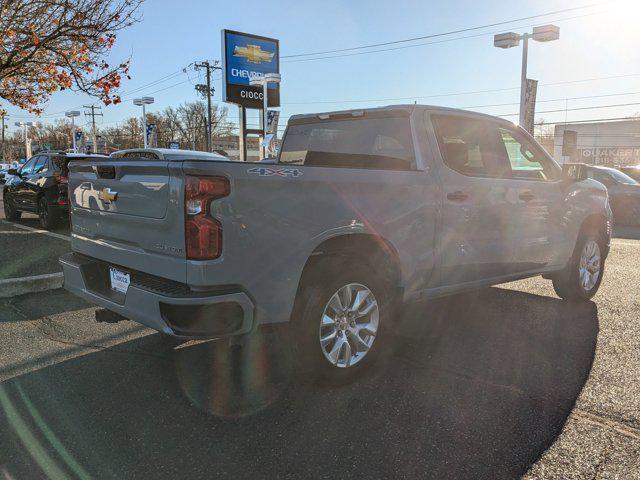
left=553, top=120, right=640, bottom=166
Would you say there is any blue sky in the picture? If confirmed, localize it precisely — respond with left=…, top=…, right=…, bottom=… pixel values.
left=5, top=0, right=640, bottom=135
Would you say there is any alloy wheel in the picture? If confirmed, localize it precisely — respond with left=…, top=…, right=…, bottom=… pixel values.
left=579, top=239, right=601, bottom=292
left=318, top=283, right=379, bottom=368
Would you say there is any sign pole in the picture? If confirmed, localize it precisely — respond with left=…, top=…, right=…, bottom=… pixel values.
left=238, top=106, right=247, bottom=162
left=262, top=81, right=268, bottom=159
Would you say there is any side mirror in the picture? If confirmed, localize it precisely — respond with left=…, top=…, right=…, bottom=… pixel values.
left=7, top=168, right=19, bottom=176
left=562, top=163, right=588, bottom=182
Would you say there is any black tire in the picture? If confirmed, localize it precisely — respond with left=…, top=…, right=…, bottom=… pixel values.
left=292, top=256, right=393, bottom=382
left=38, top=197, right=59, bottom=230
left=552, top=230, right=606, bottom=301
left=3, top=195, right=21, bottom=221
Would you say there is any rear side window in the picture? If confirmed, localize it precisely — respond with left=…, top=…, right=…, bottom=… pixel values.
left=279, top=117, right=415, bottom=170
left=432, top=115, right=501, bottom=177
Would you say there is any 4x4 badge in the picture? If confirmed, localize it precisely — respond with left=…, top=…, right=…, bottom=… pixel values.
left=247, top=167, right=302, bottom=178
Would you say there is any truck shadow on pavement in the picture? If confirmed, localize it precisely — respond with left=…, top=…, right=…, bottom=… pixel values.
left=0, top=287, right=598, bottom=479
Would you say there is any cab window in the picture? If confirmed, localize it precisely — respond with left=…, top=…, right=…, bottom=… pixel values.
left=279, top=117, right=416, bottom=170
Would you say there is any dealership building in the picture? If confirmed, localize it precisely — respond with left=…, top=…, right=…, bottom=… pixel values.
left=553, top=119, right=640, bottom=166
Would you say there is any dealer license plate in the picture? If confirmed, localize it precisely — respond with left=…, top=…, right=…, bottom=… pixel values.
left=109, top=267, right=130, bottom=294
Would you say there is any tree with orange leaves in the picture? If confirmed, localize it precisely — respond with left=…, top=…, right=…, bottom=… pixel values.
left=0, top=0, right=143, bottom=114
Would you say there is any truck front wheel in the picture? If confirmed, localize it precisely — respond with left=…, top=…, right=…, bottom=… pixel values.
left=294, top=256, right=392, bottom=381
left=552, top=231, right=606, bottom=301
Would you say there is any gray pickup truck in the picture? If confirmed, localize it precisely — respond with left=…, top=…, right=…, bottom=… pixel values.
left=60, top=105, right=612, bottom=378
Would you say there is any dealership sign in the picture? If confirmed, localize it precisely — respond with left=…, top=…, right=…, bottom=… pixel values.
left=221, top=29, right=280, bottom=109
left=578, top=147, right=640, bottom=166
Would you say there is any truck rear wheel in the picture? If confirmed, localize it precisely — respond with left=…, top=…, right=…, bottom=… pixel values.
left=552, top=231, right=605, bottom=301
left=294, top=256, right=391, bottom=381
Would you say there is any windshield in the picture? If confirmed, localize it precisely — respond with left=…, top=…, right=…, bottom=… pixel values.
left=605, top=168, right=639, bottom=185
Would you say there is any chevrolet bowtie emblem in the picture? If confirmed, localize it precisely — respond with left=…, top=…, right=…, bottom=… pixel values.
left=98, top=188, right=118, bottom=203
left=233, top=44, right=274, bottom=64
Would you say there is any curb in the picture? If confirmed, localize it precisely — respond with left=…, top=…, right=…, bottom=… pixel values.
left=0, top=272, right=64, bottom=298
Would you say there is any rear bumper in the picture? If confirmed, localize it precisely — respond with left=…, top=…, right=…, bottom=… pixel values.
left=60, top=252, right=255, bottom=338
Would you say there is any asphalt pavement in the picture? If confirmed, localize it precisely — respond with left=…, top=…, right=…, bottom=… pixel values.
left=0, top=213, right=639, bottom=479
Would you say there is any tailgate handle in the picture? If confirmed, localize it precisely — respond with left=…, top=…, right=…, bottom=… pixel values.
left=94, top=165, right=115, bottom=179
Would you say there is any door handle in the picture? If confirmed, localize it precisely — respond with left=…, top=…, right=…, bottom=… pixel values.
left=519, top=192, right=535, bottom=202
left=447, top=191, right=468, bottom=202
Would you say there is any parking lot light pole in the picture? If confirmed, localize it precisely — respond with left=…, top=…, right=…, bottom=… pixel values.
left=14, top=121, right=34, bottom=158
left=133, top=97, right=154, bottom=148
left=494, top=25, right=559, bottom=126
left=65, top=110, right=81, bottom=153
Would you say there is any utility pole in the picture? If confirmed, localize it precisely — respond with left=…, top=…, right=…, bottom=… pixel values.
left=0, top=112, right=7, bottom=158
left=195, top=60, right=221, bottom=152
left=83, top=104, right=103, bottom=153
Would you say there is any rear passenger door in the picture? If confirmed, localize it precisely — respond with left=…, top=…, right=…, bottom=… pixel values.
left=430, top=113, right=521, bottom=286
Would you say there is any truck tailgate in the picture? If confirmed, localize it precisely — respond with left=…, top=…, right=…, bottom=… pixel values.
left=68, top=159, right=186, bottom=283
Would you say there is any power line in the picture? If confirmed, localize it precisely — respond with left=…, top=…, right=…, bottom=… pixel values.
left=282, top=2, right=604, bottom=58
left=499, top=101, right=640, bottom=118
left=282, top=10, right=602, bottom=63
left=282, top=73, right=640, bottom=105
left=535, top=116, right=639, bottom=125
left=118, top=68, right=188, bottom=97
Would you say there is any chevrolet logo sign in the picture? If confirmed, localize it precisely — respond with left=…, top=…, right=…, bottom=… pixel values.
left=98, top=188, right=118, bottom=203
left=233, top=44, right=274, bottom=64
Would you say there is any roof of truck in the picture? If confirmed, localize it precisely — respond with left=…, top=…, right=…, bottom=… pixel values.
left=288, top=104, right=517, bottom=126
left=110, top=148, right=229, bottom=161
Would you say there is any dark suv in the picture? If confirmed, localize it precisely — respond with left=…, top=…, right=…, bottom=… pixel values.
left=3, top=152, right=107, bottom=229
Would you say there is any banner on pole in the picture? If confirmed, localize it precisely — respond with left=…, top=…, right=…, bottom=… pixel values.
left=146, top=123, right=157, bottom=148
left=266, top=110, right=280, bottom=134
left=523, top=79, right=538, bottom=134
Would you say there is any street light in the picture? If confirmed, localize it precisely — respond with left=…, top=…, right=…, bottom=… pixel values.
left=133, top=96, right=154, bottom=148
left=250, top=73, right=282, bottom=158
left=14, top=121, right=34, bottom=159
left=65, top=110, right=81, bottom=153
left=494, top=24, right=559, bottom=127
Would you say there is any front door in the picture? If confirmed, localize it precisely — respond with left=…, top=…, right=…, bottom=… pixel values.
left=10, top=156, right=38, bottom=208
left=492, top=126, right=566, bottom=270
left=23, top=155, right=49, bottom=210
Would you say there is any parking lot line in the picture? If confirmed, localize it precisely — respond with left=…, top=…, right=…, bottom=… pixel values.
left=611, top=240, right=640, bottom=247
left=0, top=220, right=70, bottom=242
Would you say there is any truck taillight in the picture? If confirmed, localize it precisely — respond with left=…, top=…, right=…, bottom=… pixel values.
left=184, top=176, right=229, bottom=260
